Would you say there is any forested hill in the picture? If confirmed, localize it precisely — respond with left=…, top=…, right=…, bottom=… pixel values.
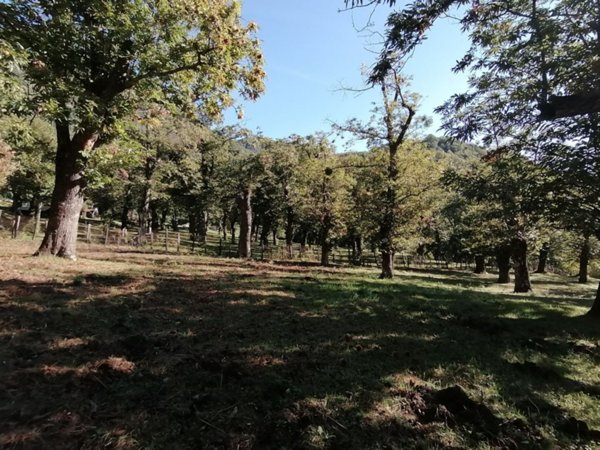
left=422, top=134, right=486, bottom=160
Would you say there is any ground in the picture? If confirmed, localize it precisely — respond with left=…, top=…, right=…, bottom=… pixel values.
left=1, top=239, right=599, bottom=450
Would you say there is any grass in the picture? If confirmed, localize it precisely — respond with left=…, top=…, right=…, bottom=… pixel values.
left=1, top=239, right=599, bottom=450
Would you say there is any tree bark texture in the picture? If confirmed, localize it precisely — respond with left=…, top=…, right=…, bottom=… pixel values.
left=496, top=246, right=511, bottom=284
left=474, top=255, right=486, bottom=274
left=535, top=242, right=549, bottom=274
left=512, top=238, right=532, bottom=293
left=379, top=145, right=398, bottom=279
left=36, top=124, right=99, bottom=258
left=579, top=235, right=591, bottom=283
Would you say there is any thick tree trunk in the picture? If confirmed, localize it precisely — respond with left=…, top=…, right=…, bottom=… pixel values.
left=587, top=283, right=600, bottom=317
left=579, top=235, right=591, bottom=283
left=535, top=242, right=549, bottom=274
left=496, top=246, right=511, bottom=284
left=36, top=125, right=98, bottom=259
left=352, top=234, right=363, bottom=266
left=474, top=255, right=486, bottom=274
left=512, top=238, right=532, bottom=293
left=380, top=249, right=394, bottom=279
left=238, top=188, right=252, bottom=258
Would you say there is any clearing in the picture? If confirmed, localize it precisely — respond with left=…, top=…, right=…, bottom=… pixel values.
left=1, top=240, right=599, bottom=449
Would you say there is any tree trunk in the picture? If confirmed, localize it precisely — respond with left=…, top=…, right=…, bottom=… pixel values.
left=238, top=187, right=252, bottom=258
left=272, top=228, right=278, bottom=246
left=198, top=210, right=208, bottom=245
left=579, top=235, right=591, bottom=283
left=221, top=213, right=227, bottom=241
left=587, top=282, right=600, bottom=317
left=535, top=242, right=549, bottom=274
left=230, top=219, right=236, bottom=245
left=474, top=255, right=486, bottom=274
left=320, top=226, right=331, bottom=267
left=512, top=238, right=532, bottom=293
left=11, top=192, right=21, bottom=213
left=260, top=219, right=270, bottom=248
left=285, top=197, right=294, bottom=259
left=120, top=194, right=130, bottom=230
left=379, top=140, right=399, bottom=279
left=300, top=231, right=308, bottom=255
left=285, top=220, right=294, bottom=259
left=151, top=204, right=160, bottom=233
left=32, top=201, right=43, bottom=240
left=496, top=246, right=511, bottom=284
left=138, top=187, right=151, bottom=245
left=352, top=234, right=363, bottom=266
left=36, top=125, right=98, bottom=259
left=380, top=249, right=394, bottom=279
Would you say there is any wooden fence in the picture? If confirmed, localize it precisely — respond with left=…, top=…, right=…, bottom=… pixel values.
left=1, top=209, right=528, bottom=271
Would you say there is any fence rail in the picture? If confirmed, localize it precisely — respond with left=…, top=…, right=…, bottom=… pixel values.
left=1, top=209, right=557, bottom=272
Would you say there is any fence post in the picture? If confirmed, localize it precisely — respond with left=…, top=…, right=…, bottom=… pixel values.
left=104, top=223, right=110, bottom=245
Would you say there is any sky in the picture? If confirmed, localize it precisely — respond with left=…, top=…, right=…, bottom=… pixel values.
left=225, top=0, right=471, bottom=148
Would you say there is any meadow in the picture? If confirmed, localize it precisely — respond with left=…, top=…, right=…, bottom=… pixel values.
left=1, top=240, right=599, bottom=450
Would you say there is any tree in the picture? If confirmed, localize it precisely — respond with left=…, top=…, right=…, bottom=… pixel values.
left=336, top=70, right=432, bottom=278
left=345, top=0, right=600, bottom=120
left=0, top=139, right=13, bottom=189
left=289, top=136, right=348, bottom=266
left=446, top=152, right=554, bottom=292
left=0, top=0, right=264, bottom=258
left=1, top=117, right=54, bottom=213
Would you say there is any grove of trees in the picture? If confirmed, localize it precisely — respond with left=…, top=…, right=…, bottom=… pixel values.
left=0, top=0, right=599, bottom=316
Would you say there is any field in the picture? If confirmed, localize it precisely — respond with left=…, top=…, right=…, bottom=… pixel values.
left=1, top=239, right=599, bottom=450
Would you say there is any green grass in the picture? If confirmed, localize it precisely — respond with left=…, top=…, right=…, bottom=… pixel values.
left=0, top=240, right=599, bottom=449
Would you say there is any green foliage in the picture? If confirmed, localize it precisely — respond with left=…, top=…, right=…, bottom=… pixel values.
left=0, top=0, right=265, bottom=130
left=442, top=152, right=556, bottom=258
left=0, top=116, right=54, bottom=204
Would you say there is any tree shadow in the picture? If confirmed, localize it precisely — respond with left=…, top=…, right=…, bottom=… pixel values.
left=1, top=255, right=599, bottom=449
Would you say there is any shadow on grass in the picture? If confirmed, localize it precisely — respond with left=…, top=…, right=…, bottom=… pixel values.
left=1, top=256, right=599, bottom=449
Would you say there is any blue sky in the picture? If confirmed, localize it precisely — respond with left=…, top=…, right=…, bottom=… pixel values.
left=226, top=0, right=470, bottom=147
